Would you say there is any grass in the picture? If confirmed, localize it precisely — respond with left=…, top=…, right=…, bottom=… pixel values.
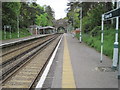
left=75, top=28, right=119, bottom=59
left=0, top=30, right=2, bottom=40
left=0, top=28, right=31, bottom=40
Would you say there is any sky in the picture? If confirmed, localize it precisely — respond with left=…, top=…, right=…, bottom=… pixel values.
left=36, top=0, right=68, bottom=20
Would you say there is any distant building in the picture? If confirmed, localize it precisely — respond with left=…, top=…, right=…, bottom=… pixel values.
left=29, top=25, right=55, bottom=35
left=39, top=26, right=55, bottom=34
left=29, top=25, right=39, bottom=35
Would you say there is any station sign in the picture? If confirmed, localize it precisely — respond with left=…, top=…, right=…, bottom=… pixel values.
left=104, top=8, right=120, bottom=20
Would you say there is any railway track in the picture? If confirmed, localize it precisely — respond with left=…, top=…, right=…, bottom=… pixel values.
left=1, top=34, right=62, bottom=88
left=1, top=35, right=56, bottom=82
left=1, top=35, right=54, bottom=64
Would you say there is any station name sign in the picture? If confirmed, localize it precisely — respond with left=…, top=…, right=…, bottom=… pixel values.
left=104, top=8, right=120, bottom=20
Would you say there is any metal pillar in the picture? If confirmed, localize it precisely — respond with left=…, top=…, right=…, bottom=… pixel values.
left=36, top=28, right=37, bottom=35
left=100, top=14, right=104, bottom=63
left=79, top=7, right=82, bottom=43
left=118, top=54, right=120, bottom=79
left=43, top=29, right=45, bottom=34
left=10, top=26, right=12, bottom=39
left=112, top=1, right=119, bottom=68
left=4, top=26, right=6, bottom=39
left=17, top=14, right=19, bottom=38
left=117, top=0, right=120, bottom=80
left=112, top=17, right=119, bottom=68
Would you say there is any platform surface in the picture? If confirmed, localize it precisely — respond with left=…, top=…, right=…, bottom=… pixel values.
left=43, top=33, right=118, bottom=88
left=0, top=34, right=50, bottom=46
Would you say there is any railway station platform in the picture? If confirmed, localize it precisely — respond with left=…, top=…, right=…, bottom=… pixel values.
left=40, top=33, right=118, bottom=88
left=0, top=34, right=51, bottom=47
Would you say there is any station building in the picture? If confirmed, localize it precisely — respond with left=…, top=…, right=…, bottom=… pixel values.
left=29, top=25, right=56, bottom=35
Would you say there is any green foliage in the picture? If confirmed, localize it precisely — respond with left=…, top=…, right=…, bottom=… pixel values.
left=82, top=16, right=91, bottom=33
left=67, top=8, right=80, bottom=29
left=75, top=27, right=119, bottom=59
left=35, top=13, right=48, bottom=26
left=82, top=3, right=106, bottom=33
left=67, top=2, right=113, bottom=32
left=2, top=2, right=55, bottom=39
left=2, top=2, right=21, bottom=31
left=0, top=30, right=2, bottom=40
left=90, top=26, right=101, bottom=37
left=1, top=28, right=31, bottom=40
left=45, top=5, right=54, bottom=26
left=82, top=28, right=117, bottom=59
left=35, top=5, right=55, bottom=26
left=75, top=32, right=80, bottom=40
left=67, top=2, right=118, bottom=59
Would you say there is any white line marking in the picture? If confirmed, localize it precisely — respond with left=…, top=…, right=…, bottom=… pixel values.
left=35, top=35, right=63, bottom=89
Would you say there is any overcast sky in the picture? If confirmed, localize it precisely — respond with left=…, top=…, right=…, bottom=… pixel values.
left=36, top=0, right=68, bottom=20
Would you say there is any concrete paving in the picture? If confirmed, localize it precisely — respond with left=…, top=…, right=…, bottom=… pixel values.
left=43, top=35, right=64, bottom=88
left=66, top=33, right=118, bottom=88
left=43, top=33, right=118, bottom=88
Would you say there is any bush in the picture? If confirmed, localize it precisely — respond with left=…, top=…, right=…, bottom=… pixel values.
left=82, top=27, right=118, bottom=59
left=90, top=26, right=101, bottom=37
left=2, top=28, right=31, bottom=40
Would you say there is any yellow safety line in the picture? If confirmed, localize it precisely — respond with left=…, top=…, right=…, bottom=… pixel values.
left=62, top=34, right=76, bottom=88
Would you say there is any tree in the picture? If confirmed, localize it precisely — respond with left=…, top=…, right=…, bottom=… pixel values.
left=2, top=2, right=21, bottom=31
left=45, top=6, right=55, bottom=26
left=66, top=2, right=113, bottom=32
left=35, top=13, right=48, bottom=26
left=2, top=2, right=55, bottom=32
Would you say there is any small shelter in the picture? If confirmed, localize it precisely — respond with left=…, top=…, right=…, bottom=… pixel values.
left=29, top=25, right=55, bottom=35
left=29, top=25, right=39, bottom=35
left=39, top=26, right=55, bottom=34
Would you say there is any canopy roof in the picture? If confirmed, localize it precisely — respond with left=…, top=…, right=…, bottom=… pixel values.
left=29, top=25, right=55, bottom=30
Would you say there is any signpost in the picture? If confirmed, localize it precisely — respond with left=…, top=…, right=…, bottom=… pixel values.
left=104, top=8, right=120, bottom=20
left=101, top=1, right=120, bottom=79
left=117, top=0, right=120, bottom=80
